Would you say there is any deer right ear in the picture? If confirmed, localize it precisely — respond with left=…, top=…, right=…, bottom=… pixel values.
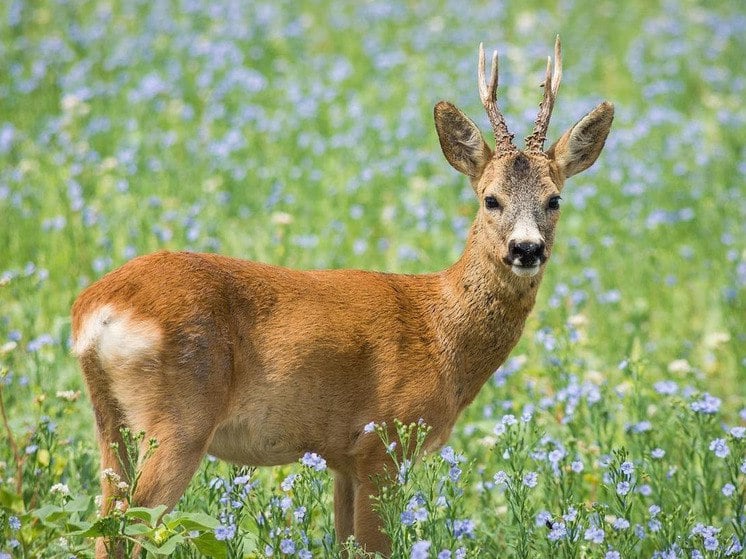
left=434, top=101, right=493, bottom=180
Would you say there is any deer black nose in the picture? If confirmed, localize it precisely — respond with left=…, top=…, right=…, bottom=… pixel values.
left=509, top=240, right=545, bottom=262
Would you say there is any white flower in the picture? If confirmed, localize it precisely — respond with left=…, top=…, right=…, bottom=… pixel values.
left=50, top=483, right=70, bottom=497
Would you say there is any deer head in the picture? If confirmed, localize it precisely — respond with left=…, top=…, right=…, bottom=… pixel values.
left=435, top=37, right=614, bottom=278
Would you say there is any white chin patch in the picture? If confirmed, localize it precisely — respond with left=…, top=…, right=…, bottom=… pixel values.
left=511, top=264, right=541, bottom=277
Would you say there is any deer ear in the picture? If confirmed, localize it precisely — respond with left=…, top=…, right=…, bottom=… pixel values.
left=434, top=101, right=493, bottom=180
left=547, top=101, right=614, bottom=179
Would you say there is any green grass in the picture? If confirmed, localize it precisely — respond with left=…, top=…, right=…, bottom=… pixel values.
left=0, top=0, right=744, bottom=557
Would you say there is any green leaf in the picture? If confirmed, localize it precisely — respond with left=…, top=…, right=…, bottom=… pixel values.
left=192, top=532, right=227, bottom=559
left=31, top=504, right=64, bottom=523
left=0, top=487, right=23, bottom=510
left=64, top=494, right=93, bottom=513
left=124, top=523, right=152, bottom=536
left=125, top=504, right=167, bottom=526
left=139, top=534, right=186, bottom=556
left=68, top=517, right=116, bottom=538
left=165, top=511, right=220, bottom=531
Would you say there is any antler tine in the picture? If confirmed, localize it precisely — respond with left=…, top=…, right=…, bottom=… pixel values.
left=526, top=35, right=563, bottom=152
left=478, top=42, right=514, bottom=155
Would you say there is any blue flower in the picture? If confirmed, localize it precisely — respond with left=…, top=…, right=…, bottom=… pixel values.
left=709, top=438, right=730, bottom=458
left=8, top=516, right=20, bottom=531
left=584, top=526, right=605, bottom=544
left=620, top=461, right=634, bottom=476
left=563, top=507, right=578, bottom=523
left=616, top=481, right=631, bottom=496
left=452, top=519, right=475, bottom=539
left=437, top=551, right=451, bottom=559
left=300, top=452, right=327, bottom=471
left=363, top=421, right=376, bottom=433
left=730, top=426, right=745, bottom=439
left=690, top=393, right=721, bottom=414
left=722, top=483, right=735, bottom=497
left=281, top=474, right=297, bottom=491
left=401, top=510, right=415, bottom=526
left=605, top=551, right=621, bottom=559
left=651, top=448, right=665, bottom=459
left=612, top=518, right=630, bottom=530
left=704, top=536, right=719, bottom=551
left=571, top=460, right=584, bottom=473
left=411, top=540, right=431, bottom=559
left=548, top=522, right=567, bottom=541
left=440, top=446, right=464, bottom=465
left=523, top=472, right=538, bottom=488
left=535, top=510, right=552, bottom=527
left=214, top=523, right=236, bottom=541
left=279, top=538, right=295, bottom=555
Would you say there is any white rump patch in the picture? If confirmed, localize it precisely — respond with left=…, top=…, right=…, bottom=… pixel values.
left=73, top=304, right=162, bottom=367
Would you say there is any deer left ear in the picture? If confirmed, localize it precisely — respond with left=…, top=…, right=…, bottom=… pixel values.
left=547, top=101, right=614, bottom=179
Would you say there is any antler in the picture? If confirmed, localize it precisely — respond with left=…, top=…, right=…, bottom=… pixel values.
left=478, top=43, right=515, bottom=156
left=525, top=35, right=563, bottom=152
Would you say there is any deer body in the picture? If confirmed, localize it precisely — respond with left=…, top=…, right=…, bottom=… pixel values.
left=72, top=38, right=613, bottom=556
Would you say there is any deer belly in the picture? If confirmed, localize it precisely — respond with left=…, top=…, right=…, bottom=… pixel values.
left=207, top=408, right=314, bottom=467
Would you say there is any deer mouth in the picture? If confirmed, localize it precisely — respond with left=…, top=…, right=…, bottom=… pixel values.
left=510, top=262, right=541, bottom=277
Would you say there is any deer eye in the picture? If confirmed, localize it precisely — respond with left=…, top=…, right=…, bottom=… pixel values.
left=484, top=196, right=502, bottom=210
left=547, top=196, right=561, bottom=211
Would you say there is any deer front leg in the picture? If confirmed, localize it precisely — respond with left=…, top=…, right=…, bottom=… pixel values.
left=334, top=471, right=355, bottom=546
left=353, top=477, right=390, bottom=556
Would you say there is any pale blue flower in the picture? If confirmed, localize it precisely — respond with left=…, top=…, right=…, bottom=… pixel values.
left=453, top=519, right=475, bottom=539
left=612, top=518, right=630, bottom=530
left=571, top=460, right=584, bottom=473
left=691, top=393, right=721, bottom=414
left=437, top=551, right=451, bottom=559
left=493, top=471, right=508, bottom=485
left=605, top=551, right=621, bottom=559
left=584, top=526, right=605, bottom=544
left=651, top=448, right=665, bottom=459
left=214, top=523, right=236, bottom=541
left=363, top=421, right=376, bottom=433
left=730, top=426, right=745, bottom=439
left=563, top=507, right=578, bottom=523
left=523, top=471, right=538, bottom=488
left=8, top=516, right=20, bottom=531
left=616, top=481, right=631, bottom=495
left=401, top=510, right=415, bottom=526
left=709, top=438, right=730, bottom=458
left=301, top=452, right=327, bottom=471
left=548, top=522, right=567, bottom=541
left=281, top=474, right=297, bottom=491
left=722, top=483, right=735, bottom=497
left=620, top=461, right=634, bottom=476
left=279, top=539, right=295, bottom=555
left=411, top=540, right=431, bottom=559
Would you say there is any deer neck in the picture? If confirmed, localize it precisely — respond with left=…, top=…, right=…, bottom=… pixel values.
left=436, top=224, right=543, bottom=409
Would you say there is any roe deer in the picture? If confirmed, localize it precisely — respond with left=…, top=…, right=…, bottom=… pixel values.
left=71, top=37, right=613, bottom=556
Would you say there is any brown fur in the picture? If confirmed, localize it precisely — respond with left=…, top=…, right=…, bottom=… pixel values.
left=71, top=44, right=613, bottom=557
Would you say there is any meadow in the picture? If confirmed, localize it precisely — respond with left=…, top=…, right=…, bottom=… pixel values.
left=1, top=0, right=745, bottom=557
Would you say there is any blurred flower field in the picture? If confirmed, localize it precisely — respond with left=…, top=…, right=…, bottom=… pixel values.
left=0, top=0, right=744, bottom=557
